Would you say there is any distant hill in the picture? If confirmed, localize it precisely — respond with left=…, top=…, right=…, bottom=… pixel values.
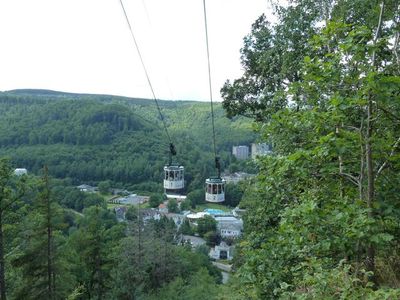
left=0, top=89, right=256, bottom=191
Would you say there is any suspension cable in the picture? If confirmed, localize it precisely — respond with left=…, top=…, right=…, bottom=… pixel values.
left=118, top=0, right=172, bottom=145
left=202, top=0, right=220, bottom=177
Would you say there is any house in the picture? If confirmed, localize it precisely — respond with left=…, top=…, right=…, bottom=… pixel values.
left=186, top=212, right=210, bottom=225
left=232, top=145, right=249, bottom=160
left=158, top=203, right=168, bottom=213
left=114, top=206, right=127, bottom=222
left=209, top=241, right=234, bottom=260
left=14, top=168, right=28, bottom=176
left=215, top=216, right=243, bottom=238
left=116, top=194, right=148, bottom=205
left=77, top=184, right=97, bottom=193
left=140, top=208, right=161, bottom=222
left=220, top=224, right=242, bottom=238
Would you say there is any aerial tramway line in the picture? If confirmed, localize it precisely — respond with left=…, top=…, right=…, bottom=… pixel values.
left=119, top=0, right=224, bottom=203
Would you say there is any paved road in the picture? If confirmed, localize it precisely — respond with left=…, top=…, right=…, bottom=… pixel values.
left=221, top=271, right=230, bottom=284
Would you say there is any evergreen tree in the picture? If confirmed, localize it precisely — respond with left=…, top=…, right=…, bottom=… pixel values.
left=11, top=166, right=74, bottom=299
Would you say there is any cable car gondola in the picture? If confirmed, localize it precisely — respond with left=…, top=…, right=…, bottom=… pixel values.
left=205, top=155, right=225, bottom=203
left=205, top=177, right=225, bottom=203
left=164, top=165, right=184, bottom=194
left=164, top=143, right=185, bottom=196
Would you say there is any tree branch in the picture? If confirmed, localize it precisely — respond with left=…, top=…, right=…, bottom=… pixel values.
left=336, top=172, right=360, bottom=186
left=376, top=105, right=400, bottom=122
left=375, top=136, right=400, bottom=180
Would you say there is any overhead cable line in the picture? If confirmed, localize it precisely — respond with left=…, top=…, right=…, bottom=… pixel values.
left=118, top=0, right=172, bottom=145
left=202, top=0, right=220, bottom=177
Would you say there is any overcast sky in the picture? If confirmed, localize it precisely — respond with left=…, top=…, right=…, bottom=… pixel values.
left=0, top=0, right=274, bottom=101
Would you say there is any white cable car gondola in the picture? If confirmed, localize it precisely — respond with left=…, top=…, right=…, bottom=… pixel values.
left=164, top=143, right=185, bottom=196
left=205, top=176, right=225, bottom=203
left=164, top=164, right=184, bottom=195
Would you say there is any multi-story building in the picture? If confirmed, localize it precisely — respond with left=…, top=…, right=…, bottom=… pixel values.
left=232, top=145, right=249, bottom=160
left=251, top=143, right=272, bottom=159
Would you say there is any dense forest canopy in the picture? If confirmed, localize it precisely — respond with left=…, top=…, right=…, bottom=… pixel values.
left=0, top=90, right=256, bottom=192
left=222, top=0, right=400, bottom=299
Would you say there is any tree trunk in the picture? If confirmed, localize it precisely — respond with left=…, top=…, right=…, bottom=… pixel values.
left=364, top=1, right=384, bottom=285
left=365, top=99, right=376, bottom=282
left=44, top=166, right=54, bottom=299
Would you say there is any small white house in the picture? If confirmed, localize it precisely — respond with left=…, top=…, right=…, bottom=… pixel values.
left=14, top=168, right=27, bottom=176
left=77, top=184, right=96, bottom=193
left=209, top=242, right=234, bottom=260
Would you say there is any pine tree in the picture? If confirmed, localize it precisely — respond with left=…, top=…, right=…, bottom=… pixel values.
left=11, top=166, right=73, bottom=299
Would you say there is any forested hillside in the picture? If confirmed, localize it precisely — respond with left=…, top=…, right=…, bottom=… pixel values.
left=0, top=90, right=255, bottom=191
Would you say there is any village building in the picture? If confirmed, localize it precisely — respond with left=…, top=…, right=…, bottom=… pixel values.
left=76, top=184, right=97, bottom=193
left=209, top=241, right=234, bottom=260
left=14, top=168, right=28, bottom=176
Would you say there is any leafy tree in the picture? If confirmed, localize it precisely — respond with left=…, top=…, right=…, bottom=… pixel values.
left=187, top=189, right=204, bottom=207
left=148, top=194, right=162, bottom=208
left=224, top=183, right=244, bottom=207
left=222, top=0, right=400, bottom=298
left=179, top=199, right=191, bottom=211
left=178, top=219, right=193, bottom=235
left=167, top=199, right=179, bottom=213
left=196, top=215, right=217, bottom=237
left=97, top=181, right=111, bottom=195
left=125, top=206, right=138, bottom=222
left=204, top=231, right=221, bottom=248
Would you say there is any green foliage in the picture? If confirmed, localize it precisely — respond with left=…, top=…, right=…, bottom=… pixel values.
left=97, top=180, right=111, bottom=194
left=110, top=217, right=221, bottom=299
left=0, top=92, right=255, bottom=193
left=51, top=184, right=106, bottom=212
left=11, top=168, right=75, bottom=299
left=68, top=206, right=124, bottom=299
left=204, top=231, right=222, bottom=248
left=179, top=198, right=191, bottom=211
left=149, top=194, right=162, bottom=208
left=223, top=0, right=400, bottom=298
left=167, top=198, right=179, bottom=213
left=224, top=183, right=244, bottom=207
left=179, top=219, right=194, bottom=235
left=197, top=215, right=217, bottom=237
left=187, top=189, right=205, bottom=207
left=146, top=268, right=218, bottom=300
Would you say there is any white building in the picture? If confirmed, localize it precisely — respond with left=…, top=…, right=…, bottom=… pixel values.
left=222, top=172, right=255, bottom=184
left=215, top=216, right=243, bottom=238
left=14, top=168, right=27, bottom=176
left=220, top=224, right=241, bottom=238
left=209, top=241, right=234, bottom=260
left=251, top=143, right=272, bottom=159
left=76, top=184, right=96, bottom=193
left=232, top=145, right=249, bottom=160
